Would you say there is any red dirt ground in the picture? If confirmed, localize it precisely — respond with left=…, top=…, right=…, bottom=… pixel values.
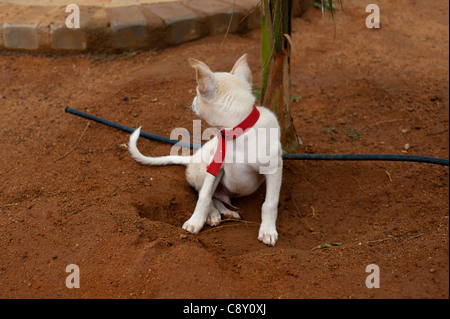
left=0, top=0, right=448, bottom=299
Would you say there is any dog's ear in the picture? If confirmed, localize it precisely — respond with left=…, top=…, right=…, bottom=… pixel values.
left=189, top=58, right=215, bottom=97
left=231, top=54, right=252, bottom=86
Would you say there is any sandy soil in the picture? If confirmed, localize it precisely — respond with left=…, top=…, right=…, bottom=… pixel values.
left=0, top=0, right=448, bottom=299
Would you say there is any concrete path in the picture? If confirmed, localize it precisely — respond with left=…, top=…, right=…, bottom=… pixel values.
left=0, top=0, right=310, bottom=53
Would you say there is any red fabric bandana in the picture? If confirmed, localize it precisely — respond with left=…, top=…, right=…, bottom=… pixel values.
left=206, top=105, right=260, bottom=176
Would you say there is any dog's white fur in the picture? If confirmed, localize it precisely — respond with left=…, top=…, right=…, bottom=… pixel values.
left=128, top=54, right=283, bottom=246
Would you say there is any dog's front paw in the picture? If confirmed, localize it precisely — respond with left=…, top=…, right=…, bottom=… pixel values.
left=258, top=225, right=278, bottom=246
left=182, top=218, right=205, bottom=234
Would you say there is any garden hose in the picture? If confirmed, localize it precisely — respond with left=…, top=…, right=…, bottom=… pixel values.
left=64, top=107, right=449, bottom=167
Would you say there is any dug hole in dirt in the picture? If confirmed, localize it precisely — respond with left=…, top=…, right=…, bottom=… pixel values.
left=0, top=0, right=448, bottom=298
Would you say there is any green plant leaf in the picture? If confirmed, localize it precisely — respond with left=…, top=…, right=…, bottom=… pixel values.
left=311, top=242, right=343, bottom=251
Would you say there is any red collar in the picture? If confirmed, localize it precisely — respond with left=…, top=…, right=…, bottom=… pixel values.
left=206, top=105, right=260, bottom=176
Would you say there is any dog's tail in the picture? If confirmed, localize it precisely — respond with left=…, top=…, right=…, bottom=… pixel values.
left=128, top=127, right=191, bottom=166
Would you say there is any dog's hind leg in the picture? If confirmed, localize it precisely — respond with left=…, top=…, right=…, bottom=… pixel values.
left=213, top=199, right=240, bottom=219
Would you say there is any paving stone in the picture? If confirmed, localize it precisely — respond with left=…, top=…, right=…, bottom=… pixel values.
left=0, top=4, right=9, bottom=49
left=107, top=6, right=149, bottom=49
left=0, top=27, right=4, bottom=50
left=146, top=2, right=205, bottom=45
left=218, top=0, right=260, bottom=30
left=3, top=23, right=39, bottom=50
left=50, top=7, right=89, bottom=51
left=38, top=6, right=96, bottom=51
left=51, top=27, right=87, bottom=50
left=2, top=6, right=53, bottom=50
left=182, top=0, right=241, bottom=35
left=138, top=5, right=166, bottom=49
left=293, top=0, right=314, bottom=17
left=218, top=0, right=260, bottom=8
left=85, top=7, right=113, bottom=52
left=0, top=0, right=276, bottom=53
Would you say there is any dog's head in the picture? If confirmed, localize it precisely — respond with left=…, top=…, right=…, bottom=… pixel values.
left=189, top=54, right=256, bottom=128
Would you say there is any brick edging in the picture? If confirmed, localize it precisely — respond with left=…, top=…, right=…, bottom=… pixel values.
left=0, top=0, right=311, bottom=53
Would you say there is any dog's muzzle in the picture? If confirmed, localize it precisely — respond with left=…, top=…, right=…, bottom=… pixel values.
left=192, top=96, right=199, bottom=115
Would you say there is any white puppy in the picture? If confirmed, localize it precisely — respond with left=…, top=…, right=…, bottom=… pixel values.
left=128, top=54, right=283, bottom=246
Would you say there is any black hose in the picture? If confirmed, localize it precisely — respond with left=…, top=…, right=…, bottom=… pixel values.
left=65, top=107, right=449, bottom=167
left=65, top=107, right=201, bottom=150
left=283, top=153, right=449, bottom=166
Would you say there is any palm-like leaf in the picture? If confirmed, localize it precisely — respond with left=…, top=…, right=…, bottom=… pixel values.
left=260, top=0, right=343, bottom=151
